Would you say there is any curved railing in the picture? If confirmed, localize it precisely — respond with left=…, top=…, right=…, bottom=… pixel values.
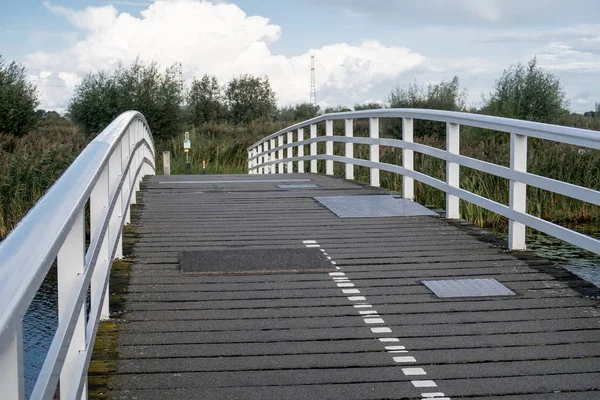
left=247, top=109, right=600, bottom=255
left=0, top=111, right=155, bottom=399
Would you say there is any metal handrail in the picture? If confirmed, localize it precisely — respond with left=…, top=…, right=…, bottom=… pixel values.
left=247, top=108, right=600, bottom=255
left=0, top=111, right=155, bottom=399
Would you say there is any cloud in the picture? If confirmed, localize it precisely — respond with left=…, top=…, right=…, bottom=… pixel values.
left=28, top=0, right=426, bottom=112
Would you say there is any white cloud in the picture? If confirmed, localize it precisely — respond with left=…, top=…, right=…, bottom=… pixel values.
left=28, top=0, right=426, bottom=112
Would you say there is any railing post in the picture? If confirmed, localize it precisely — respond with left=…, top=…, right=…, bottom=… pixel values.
left=91, top=165, right=110, bottom=321
left=278, top=135, right=284, bottom=174
left=509, top=133, right=528, bottom=250
left=109, top=142, right=123, bottom=260
left=287, top=131, right=293, bottom=173
left=264, top=141, right=271, bottom=174
left=122, top=130, right=131, bottom=224
left=57, top=210, right=87, bottom=400
left=270, top=138, right=276, bottom=174
left=258, top=143, right=264, bottom=175
left=345, top=119, right=354, bottom=180
left=310, top=124, right=317, bottom=173
left=446, top=122, right=460, bottom=219
left=0, top=326, right=24, bottom=400
left=325, top=120, right=334, bottom=175
left=402, top=118, right=414, bottom=200
left=369, top=117, right=380, bottom=187
left=298, top=128, right=304, bottom=173
left=247, top=149, right=252, bottom=174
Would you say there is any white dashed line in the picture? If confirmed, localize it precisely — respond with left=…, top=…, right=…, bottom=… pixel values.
left=329, top=272, right=345, bottom=276
left=364, top=318, right=385, bottom=324
left=359, top=310, right=378, bottom=315
left=379, top=338, right=399, bottom=342
left=412, top=381, right=437, bottom=388
left=306, top=244, right=320, bottom=248
left=354, top=304, right=372, bottom=308
left=422, top=393, right=447, bottom=398
left=403, top=368, right=427, bottom=376
left=337, top=283, right=355, bottom=287
left=302, top=240, right=317, bottom=244
left=371, top=327, right=392, bottom=333
left=348, top=296, right=366, bottom=301
left=342, top=289, right=360, bottom=294
left=385, top=345, right=406, bottom=350
left=393, top=356, right=417, bottom=363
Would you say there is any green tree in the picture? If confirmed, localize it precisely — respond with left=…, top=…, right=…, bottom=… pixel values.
left=354, top=102, right=383, bottom=111
left=225, top=75, right=276, bottom=124
left=276, top=103, right=319, bottom=122
left=388, top=76, right=466, bottom=138
left=324, top=105, right=352, bottom=114
left=69, top=59, right=184, bottom=139
left=0, top=56, right=39, bottom=136
left=481, top=57, right=568, bottom=123
left=188, top=74, right=226, bottom=125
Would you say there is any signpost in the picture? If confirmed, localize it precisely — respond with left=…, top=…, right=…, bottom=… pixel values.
left=184, top=132, right=191, bottom=175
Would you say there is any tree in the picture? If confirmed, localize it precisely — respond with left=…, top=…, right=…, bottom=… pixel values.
left=481, top=57, right=568, bottom=123
left=323, top=105, right=351, bottom=114
left=387, top=76, right=466, bottom=138
left=224, top=75, right=276, bottom=124
left=354, top=102, right=383, bottom=111
left=276, top=103, right=319, bottom=122
left=0, top=56, right=39, bottom=136
left=187, top=74, right=226, bottom=125
left=69, top=59, right=185, bottom=139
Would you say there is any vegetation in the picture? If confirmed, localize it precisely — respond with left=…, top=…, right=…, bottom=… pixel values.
left=2, top=55, right=600, bottom=239
left=0, top=57, right=38, bottom=137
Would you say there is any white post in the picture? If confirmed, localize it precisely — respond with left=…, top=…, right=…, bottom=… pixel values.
left=122, top=130, right=131, bottom=225
left=310, top=124, right=317, bottom=173
left=162, top=151, right=171, bottom=175
left=57, top=210, right=87, bottom=400
left=109, top=143, right=123, bottom=260
left=369, top=117, right=380, bottom=187
left=345, top=119, right=354, bottom=180
left=325, top=120, right=334, bottom=175
left=0, top=327, right=24, bottom=400
left=509, top=133, right=528, bottom=250
left=270, top=138, right=276, bottom=174
left=258, top=144, right=264, bottom=175
left=446, top=123, right=460, bottom=219
left=263, top=141, right=270, bottom=174
left=91, top=166, right=110, bottom=320
left=287, top=131, right=293, bottom=173
left=247, top=150, right=253, bottom=174
left=402, top=118, right=414, bottom=200
left=298, top=128, right=304, bottom=173
left=277, top=135, right=284, bottom=173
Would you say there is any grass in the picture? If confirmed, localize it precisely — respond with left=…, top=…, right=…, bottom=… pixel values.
left=0, top=119, right=86, bottom=238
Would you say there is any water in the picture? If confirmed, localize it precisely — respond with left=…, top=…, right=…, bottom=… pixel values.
left=19, top=225, right=600, bottom=396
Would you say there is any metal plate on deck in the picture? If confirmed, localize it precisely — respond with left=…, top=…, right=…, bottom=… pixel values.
left=278, top=184, right=319, bottom=189
left=314, top=195, right=437, bottom=218
left=422, top=278, right=516, bottom=298
left=180, top=248, right=334, bottom=275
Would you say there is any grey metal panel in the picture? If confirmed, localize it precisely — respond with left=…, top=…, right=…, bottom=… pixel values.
left=278, top=184, right=319, bottom=189
left=422, top=278, right=516, bottom=298
left=314, top=195, right=437, bottom=218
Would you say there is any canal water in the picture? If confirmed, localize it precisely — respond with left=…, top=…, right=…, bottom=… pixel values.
left=21, top=227, right=600, bottom=396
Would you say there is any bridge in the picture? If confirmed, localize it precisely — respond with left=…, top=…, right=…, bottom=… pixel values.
left=1, top=109, right=600, bottom=399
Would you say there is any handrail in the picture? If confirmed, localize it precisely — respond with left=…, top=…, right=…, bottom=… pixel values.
left=247, top=108, right=600, bottom=256
left=0, top=111, right=155, bottom=399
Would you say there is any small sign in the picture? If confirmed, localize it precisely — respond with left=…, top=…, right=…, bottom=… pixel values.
left=183, top=139, right=191, bottom=149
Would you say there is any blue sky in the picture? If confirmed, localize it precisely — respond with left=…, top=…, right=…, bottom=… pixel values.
left=2, top=0, right=600, bottom=113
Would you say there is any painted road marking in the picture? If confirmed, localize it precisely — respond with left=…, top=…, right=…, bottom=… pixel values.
left=354, top=304, right=372, bottom=308
left=329, top=272, right=345, bottom=276
left=348, top=296, right=367, bottom=301
left=403, top=368, right=427, bottom=376
left=364, top=318, right=385, bottom=324
left=342, top=289, right=360, bottom=294
left=337, top=283, right=355, bottom=287
left=393, top=356, right=417, bottom=363
left=412, top=381, right=437, bottom=388
left=379, top=338, right=399, bottom=342
left=422, top=394, right=446, bottom=398
left=359, top=310, right=378, bottom=315
left=371, top=327, right=392, bottom=333
left=302, top=240, right=317, bottom=244
left=385, top=345, right=406, bottom=350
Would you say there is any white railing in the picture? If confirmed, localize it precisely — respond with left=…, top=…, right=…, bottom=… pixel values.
left=0, top=111, right=155, bottom=399
left=247, top=108, right=600, bottom=255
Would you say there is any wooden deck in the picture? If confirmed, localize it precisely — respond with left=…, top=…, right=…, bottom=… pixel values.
left=105, top=174, right=600, bottom=399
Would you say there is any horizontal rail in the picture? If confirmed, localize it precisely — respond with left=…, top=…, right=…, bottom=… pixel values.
left=248, top=109, right=600, bottom=257
left=0, top=111, right=156, bottom=399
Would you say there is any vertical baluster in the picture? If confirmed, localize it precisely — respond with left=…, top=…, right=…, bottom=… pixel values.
left=122, top=130, right=131, bottom=224
left=270, top=138, right=276, bottom=174
left=90, top=164, right=110, bottom=320
left=369, top=117, right=380, bottom=187
left=247, top=150, right=252, bottom=174
left=402, top=118, right=414, bottom=200
left=57, top=210, right=87, bottom=399
left=298, top=128, right=304, bottom=173
left=258, top=144, right=264, bottom=175
left=325, top=120, right=333, bottom=175
left=129, top=125, right=137, bottom=206
left=264, top=141, right=271, bottom=174
left=109, top=142, right=123, bottom=260
left=278, top=135, right=284, bottom=174
left=287, top=131, right=293, bottom=173
left=310, top=124, right=317, bottom=173
left=345, top=119, right=354, bottom=180
left=0, top=326, right=25, bottom=400
left=446, top=123, right=460, bottom=219
left=509, top=133, right=527, bottom=250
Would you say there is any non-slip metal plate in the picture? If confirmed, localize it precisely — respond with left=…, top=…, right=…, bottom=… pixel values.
left=422, top=278, right=516, bottom=298
left=278, top=184, right=318, bottom=189
left=314, top=195, right=437, bottom=218
left=180, top=248, right=334, bottom=275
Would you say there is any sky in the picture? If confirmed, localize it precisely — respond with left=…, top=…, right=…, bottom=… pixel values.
left=1, top=0, right=599, bottom=114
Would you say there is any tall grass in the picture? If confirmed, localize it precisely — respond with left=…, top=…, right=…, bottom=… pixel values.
left=0, top=120, right=86, bottom=238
